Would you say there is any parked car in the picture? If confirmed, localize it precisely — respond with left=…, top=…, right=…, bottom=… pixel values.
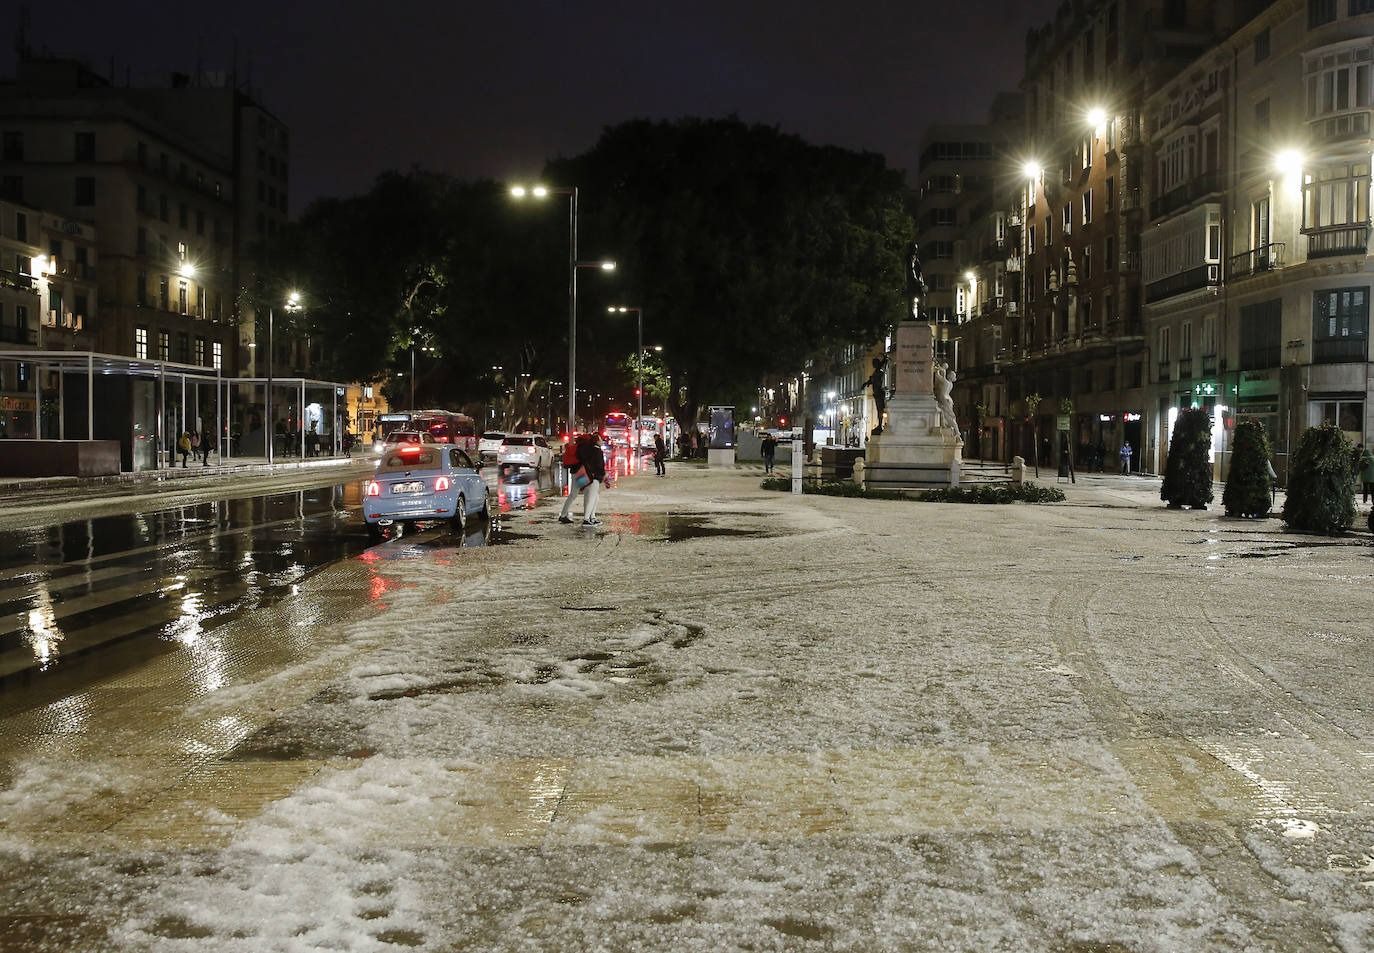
left=363, top=445, right=488, bottom=540
left=477, top=431, right=508, bottom=462
left=497, top=434, right=554, bottom=471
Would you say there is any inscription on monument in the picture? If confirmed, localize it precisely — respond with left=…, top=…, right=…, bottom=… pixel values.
left=894, top=322, right=933, bottom=395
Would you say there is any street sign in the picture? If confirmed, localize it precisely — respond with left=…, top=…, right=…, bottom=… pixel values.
left=1057, top=414, right=1070, bottom=431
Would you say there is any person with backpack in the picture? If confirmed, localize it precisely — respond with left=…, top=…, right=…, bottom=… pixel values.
left=198, top=429, right=214, bottom=466
left=653, top=432, right=667, bottom=477
left=574, top=431, right=607, bottom=526
left=557, top=435, right=586, bottom=524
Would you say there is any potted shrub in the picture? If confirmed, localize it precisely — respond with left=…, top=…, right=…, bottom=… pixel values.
left=1222, top=417, right=1274, bottom=518
left=1161, top=407, right=1213, bottom=509
left=1282, top=424, right=1356, bottom=535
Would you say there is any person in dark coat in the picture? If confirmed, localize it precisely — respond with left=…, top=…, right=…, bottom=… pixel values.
left=575, top=431, right=607, bottom=526
left=653, top=432, right=667, bottom=476
left=761, top=433, right=778, bottom=473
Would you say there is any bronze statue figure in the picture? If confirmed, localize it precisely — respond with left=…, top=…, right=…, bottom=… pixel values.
left=865, top=356, right=889, bottom=436
left=905, top=241, right=927, bottom=319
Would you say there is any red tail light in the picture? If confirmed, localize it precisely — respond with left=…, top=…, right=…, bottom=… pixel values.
left=400, top=446, right=421, bottom=457
left=366, top=481, right=381, bottom=497
left=434, top=476, right=451, bottom=491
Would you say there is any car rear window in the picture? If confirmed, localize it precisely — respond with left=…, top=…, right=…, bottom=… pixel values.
left=380, top=449, right=440, bottom=470
left=504, top=436, right=535, bottom=446
left=387, top=431, right=421, bottom=443
left=481, top=432, right=506, bottom=441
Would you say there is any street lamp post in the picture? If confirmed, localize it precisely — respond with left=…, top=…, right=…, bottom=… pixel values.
left=510, top=184, right=615, bottom=435
left=265, top=290, right=303, bottom=465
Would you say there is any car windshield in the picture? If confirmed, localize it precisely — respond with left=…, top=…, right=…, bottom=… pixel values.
left=503, top=436, right=535, bottom=446
left=379, top=448, right=440, bottom=470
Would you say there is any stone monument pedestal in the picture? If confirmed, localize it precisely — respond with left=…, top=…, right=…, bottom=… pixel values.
left=707, top=448, right=735, bottom=468
left=864, top=322, right=962, bottom=489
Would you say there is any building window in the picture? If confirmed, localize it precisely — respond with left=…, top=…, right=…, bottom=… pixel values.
left=1353, top=0, right=1374, bottom=12
left=1313, top=286, right=1370, bottom=362
left=195, top=336, right=206, bottom=366
left=159, top=275, right=170, bottom=311
left=1045, top=216, right=1053, bottom=246
left=1309, top=0, right=1337, bottom=26
left=1302, top=162, right=1371, bottom=229
left=135, top=326, right=149, bottom=360
left=1062, top=203, right=1073, bottom=236
left=74, top=176, right=95, bottom=206
left=158, top=330, right=170, bottom=361
left=137, top=272, right=148, bottom=306
left=1104, top=290, right=1115, bottom=323
left=1029, top=223, right=1036, bottom=248
left=1181, top=320, right=1193, bottom=358
left=137, top=226, right=147, bottom=255
left=49, top=288, right=62, bottom=325
left=177, top=332, right=189, bottom=364
left=179, top=282, right=189, bottom=315
left=1082, top=294, right=1093, bottom=329
left=1105, top=177, right=1115, bottom=212
left=178, top=203, right=188, bottom=228
left=1315, top=398, right=1364, bottom=432
left=1159, top=326, right=1171, bottom=363
left=1083, top=189, right=1093, bottom=225
left=212, top=341, right=222, bottom=370
left=1106, top=235, right=1116, bottom=270
left=2, top=176, right=23, bottom=201
left=197, top=286, right=206, bottom=318
left=1, top=131, right=21, bottom=160
left=1255, top=28, right=1271, bottom=63
left=1255, top=98, right=1270, bottom=130
left=74, top=131, right=95, bottom=160
left=195, top=210, right=205, bottom=235
left=1082, top=245, right=1092, bottom=280
left=159, top=194, right=169, bottom=222
left=1240, top=298, right=1282, bottom=369
left=74, top=293, right=87, bottom=323
left=15, top=212, right=26, bottom=241
left=1305, top=50, right=1373, bottom=121
left=1159, top=131, right=1197, bottom=194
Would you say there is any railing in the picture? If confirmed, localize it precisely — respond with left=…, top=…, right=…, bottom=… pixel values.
left=1228, top=242, right=1286, bottom=279
left=0, top=325, right=37, bottom=345
left=1119, top=251, right=1140, bottom=272
left=0, top=269, right=37, bottom=292
left=1119, top=187, right=1141, bottom=211
left=1313, top=336, right=1369, bottom=364
left=1149, top=171, right=1222, bottom=220
left=1145, top=263, right=1220, bottom=303
left=1305, top=224, right=1369, bottom=259
left=1157, top=360, right=1172, bottom=382
left=1309, top=111, right=1370, bottom=144
left=1201, top=354, right=1218, bottom=376
left=1005, top=256, right=1022, bottom=273
left=1176, top=357, right=1193, bottom=380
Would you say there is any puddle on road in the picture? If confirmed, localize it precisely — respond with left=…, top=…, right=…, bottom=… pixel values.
left=600, top=512, right=776, bottom=542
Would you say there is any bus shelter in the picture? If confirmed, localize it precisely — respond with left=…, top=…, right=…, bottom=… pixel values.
left=223, top=377, right=349, bottom=461
left=0, top=349, right=229, bottom=472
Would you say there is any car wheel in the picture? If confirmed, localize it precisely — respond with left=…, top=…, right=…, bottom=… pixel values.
left=452, top=495, right=468, bottom=533
left=366, top=522, right=385, bottom=542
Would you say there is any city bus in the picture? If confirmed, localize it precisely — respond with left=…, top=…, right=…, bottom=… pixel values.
left=602, top=411, right=634, bottom=450
left=409, top=409, right=478, bottom=452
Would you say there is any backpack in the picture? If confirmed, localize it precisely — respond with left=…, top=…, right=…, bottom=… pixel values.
left=561, top=439, right=580, bottom=467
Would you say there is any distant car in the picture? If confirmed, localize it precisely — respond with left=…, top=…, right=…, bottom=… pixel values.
left=497, top=434, right=553, bottom=471
left=477, top=431, right=508, bottom=462
left=363, top=445, right=488, bottom=539
left=382, top=430, right=436, bottom=448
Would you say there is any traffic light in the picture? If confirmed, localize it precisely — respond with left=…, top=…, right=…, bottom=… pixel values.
left=634, top=388, right=642, bottom=397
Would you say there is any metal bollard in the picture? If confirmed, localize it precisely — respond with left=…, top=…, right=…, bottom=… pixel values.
left=791, top=428, right=804, bottom=494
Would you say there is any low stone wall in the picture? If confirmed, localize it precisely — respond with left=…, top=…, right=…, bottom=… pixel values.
left=0, top=440, right=122, bottom=477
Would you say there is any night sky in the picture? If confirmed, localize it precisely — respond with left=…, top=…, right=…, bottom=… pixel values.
left=8, top=0, right=1059, bottom=209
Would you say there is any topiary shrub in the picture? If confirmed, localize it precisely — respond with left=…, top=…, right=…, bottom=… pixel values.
left=1161, top=408, right=1214, bottom=509
left=1282, top=424, right=1356, bottom=535
left=1222, top=417, right=1274, bottom=518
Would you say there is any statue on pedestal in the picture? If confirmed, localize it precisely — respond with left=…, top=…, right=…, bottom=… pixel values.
left=933, top=362, right=959, bottom=432
left=865, top=356, right=889, bottom=436
left=905, top=241, right=928, bottom=321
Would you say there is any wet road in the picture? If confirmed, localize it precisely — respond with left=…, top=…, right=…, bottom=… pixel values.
left=0, top=462, right=582, bottom=693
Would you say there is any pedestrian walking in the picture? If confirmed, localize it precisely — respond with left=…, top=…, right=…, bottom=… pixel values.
left=761, top=433, right=777, bottom=474
left=199, top=429, right=214, bottom=466
left=177, top=431, right=193, bottom=468
left=558, top=434, right=588, bottom=524
left=1119, top=441, right=1133, bottom=474
left=1358, top=443, right=1374, bottom=503
left=653, top=432, right=667, bottom=476
left=1266, top=457, right=1279, bottom=510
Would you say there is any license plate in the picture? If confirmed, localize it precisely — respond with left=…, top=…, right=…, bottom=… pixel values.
left=391, top=481, right=424, bottom=494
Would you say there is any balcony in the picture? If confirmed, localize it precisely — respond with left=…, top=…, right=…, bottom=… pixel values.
left=1157, top=360, right=1172, bottom=382
left=0, top=269, right=37, bottom=293
left=1176, top=357, right=1193, bottom=380
left=1304, top=224, right=1369, bottom=259
left=1145, top=264, right=1220, bottom=303
left=1309, top=111, right=1370, bottom=145
left=1313, top=336, right=1369, bottom=364
left=1228, top=242, right=1285, bottom=280
left=1119, top=187, right=1141, bottom=212
left=1119, top=251, right=1141, bottom=273
left=0, top=325, right=37, bottom=345
left=1149, top=171, right=1222, bottom=221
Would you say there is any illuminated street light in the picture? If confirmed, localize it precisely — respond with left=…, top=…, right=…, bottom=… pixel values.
left=1274, top=148, right=1305, bottom=177
left=1022, top=161, right=1042, bottom=180
left=178, top=261, right=197, bottom=279
left=608, top=305, right=646, bottom=446
left=1087, top=106, right=1107, bottom=129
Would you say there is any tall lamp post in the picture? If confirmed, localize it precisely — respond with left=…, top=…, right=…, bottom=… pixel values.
left=509, top=183, right=615, bottom=434
left=265, top=290, right=303, bottom=465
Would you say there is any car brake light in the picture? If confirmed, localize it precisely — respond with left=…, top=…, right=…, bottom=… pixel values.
left=366, top=481, right=381, bottom=497
left=435, top=476, right=451, bottom=491
left=400, top=446, right=421, bottom=457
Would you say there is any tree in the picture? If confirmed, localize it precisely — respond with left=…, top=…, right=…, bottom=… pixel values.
left=1222, top=417, right=1274, bottom=517
left=548, top=117, right=913, bottom=435
left=1160, top=408, right=1213, bottom=509
left=1282, top=423, right=1356, bottom=535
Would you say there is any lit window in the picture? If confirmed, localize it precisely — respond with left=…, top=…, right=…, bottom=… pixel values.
left=135, top=326, right=148, bottom=360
